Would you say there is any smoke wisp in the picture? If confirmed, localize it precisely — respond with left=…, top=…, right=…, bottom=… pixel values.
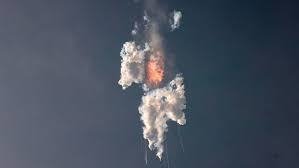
left=170, top=10, right=182, bottom=31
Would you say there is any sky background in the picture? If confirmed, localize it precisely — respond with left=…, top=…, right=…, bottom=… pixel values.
left=0, top=0, right=298, bottom=168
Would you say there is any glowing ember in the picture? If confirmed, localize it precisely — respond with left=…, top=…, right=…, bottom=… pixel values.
left=146, top=51, right=164, bottom=86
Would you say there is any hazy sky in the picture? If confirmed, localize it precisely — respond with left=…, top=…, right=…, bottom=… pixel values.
left=0, top=0, right=298, bottom=168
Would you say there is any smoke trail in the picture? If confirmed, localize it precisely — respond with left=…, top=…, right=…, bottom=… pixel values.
left=166, top=141, right=170, bottom=168
left=177, top=125, right=185, bottom=153
left=145, top=139, right=148, bottom=165
left=118, top=0, right=186, bottom=160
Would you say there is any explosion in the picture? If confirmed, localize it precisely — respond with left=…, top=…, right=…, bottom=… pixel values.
left=146, top=51, right=164, bottom=86
left=118, top=0, right=185, bottom=161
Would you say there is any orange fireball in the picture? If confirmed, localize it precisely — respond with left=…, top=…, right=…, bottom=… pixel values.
left=146, top=51, right=164, bottom=86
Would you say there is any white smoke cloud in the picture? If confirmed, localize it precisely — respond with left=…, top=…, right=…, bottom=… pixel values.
left=170, top=10, right=182, bottom=31
left=118, top=42, right=149, bottom=90
left=139, top=75, right=186, bottom=159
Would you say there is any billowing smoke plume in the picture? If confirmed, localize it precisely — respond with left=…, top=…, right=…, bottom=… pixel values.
left=118, top=0, right=186, bottom=160
left=118, top=42, right=149, bottom=90
left=139, top=74, right=186, bottom=159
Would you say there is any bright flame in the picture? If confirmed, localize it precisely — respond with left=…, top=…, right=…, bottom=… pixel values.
left=146, top=51, right=164, bottom=86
